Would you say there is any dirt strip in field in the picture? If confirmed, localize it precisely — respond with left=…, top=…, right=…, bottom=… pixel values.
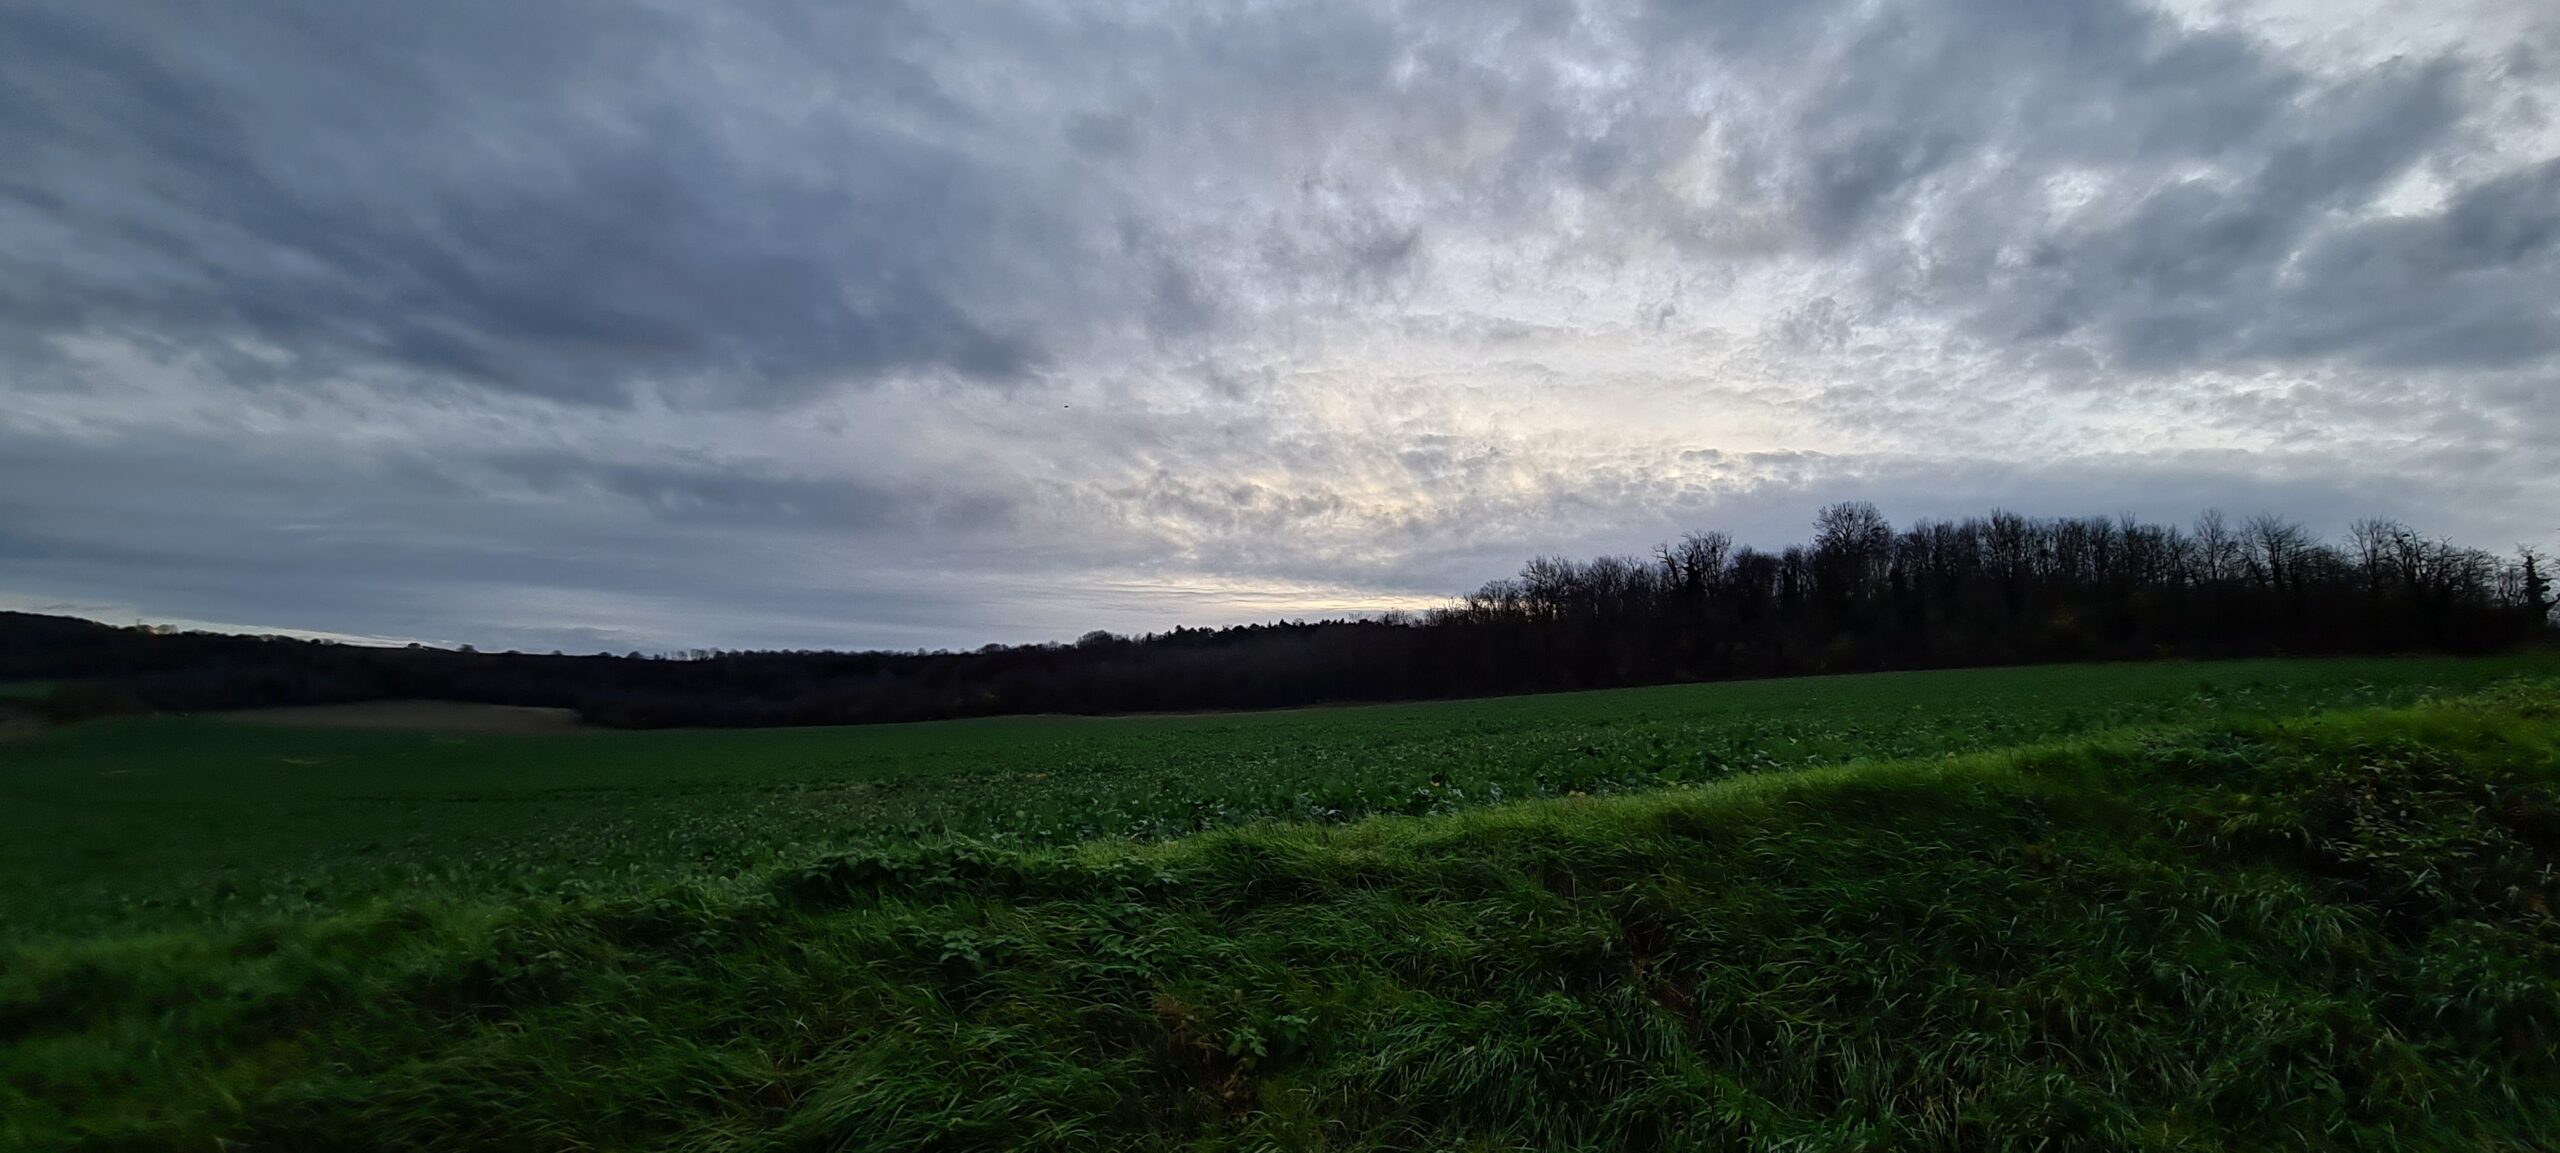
left=212, top=700, right=585, bottom=733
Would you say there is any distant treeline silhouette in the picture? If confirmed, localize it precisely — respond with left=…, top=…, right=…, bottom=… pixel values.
left=8, top=505, right=2552, bottom=727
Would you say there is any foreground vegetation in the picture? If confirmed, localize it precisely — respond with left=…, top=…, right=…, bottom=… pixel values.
left=5, top=658, right=2560, bottom=1148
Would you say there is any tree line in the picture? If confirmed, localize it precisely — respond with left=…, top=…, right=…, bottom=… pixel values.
left=8, top=504, right=2551, bottom=727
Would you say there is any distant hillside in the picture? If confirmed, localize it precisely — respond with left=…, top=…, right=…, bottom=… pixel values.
left=4, top=505, right=2550, bottom=727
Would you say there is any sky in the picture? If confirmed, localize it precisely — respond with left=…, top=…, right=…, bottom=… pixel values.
left=3, top=0, right=2556, bottom=653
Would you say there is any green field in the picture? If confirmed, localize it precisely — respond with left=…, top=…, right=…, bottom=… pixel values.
left=8, top=655, right=2560, bottom=1149
left=6, top=655, right=2555, bottom=936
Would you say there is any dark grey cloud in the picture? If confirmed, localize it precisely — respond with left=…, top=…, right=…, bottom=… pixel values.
left=0, top=2, right=1057, bottom=405
left=1598, top=0, right=2559, bottom=394
left=2242, top=157, right=2560, bottom=368
left=1939, top=58, right=2497, bottom=368
left=2, top=0, right=2554, bottom=649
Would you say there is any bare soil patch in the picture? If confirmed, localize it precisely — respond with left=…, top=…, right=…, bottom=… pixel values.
left=0, top=704, right=41, bottom=741
left=214, top=700, right=585, bottom=733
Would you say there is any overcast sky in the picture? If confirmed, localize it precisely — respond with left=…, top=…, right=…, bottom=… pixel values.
left=4, top=0, right=2556, bottom=652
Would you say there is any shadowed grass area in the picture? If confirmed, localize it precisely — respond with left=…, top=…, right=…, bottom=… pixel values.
left=6, top=679, right=2558, bottom=1150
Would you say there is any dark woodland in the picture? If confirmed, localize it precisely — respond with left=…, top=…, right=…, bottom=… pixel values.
left=9, top=505, right=2552, bottom=728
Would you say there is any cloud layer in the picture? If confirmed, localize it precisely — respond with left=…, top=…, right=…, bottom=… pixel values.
left=4, top=0, right=2555, bottom=650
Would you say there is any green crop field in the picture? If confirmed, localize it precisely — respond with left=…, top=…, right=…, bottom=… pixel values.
left=5, top=654, right=2554, bottom=936
left=8, top=654, right=2560, bottom=1149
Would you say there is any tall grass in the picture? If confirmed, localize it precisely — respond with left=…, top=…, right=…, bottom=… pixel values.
left=7, top=680, right=2559, bottom=1149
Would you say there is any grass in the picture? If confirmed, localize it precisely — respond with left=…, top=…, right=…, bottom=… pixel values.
left=0, top=682, right=51, bottom=702
left=4, top=671, right=2559, bottom=1149
left=6, top=654, right=2558, bottom=936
